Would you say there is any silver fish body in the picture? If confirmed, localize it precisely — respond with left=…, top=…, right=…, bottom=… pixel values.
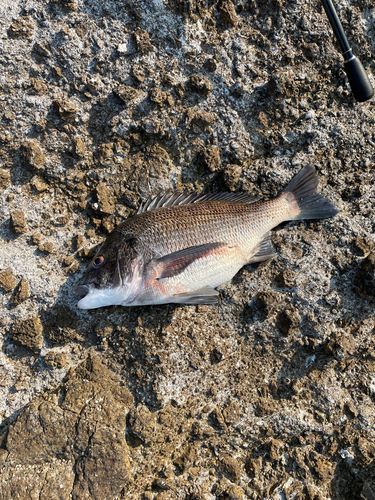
left=74, top=165, right=338, bottom=309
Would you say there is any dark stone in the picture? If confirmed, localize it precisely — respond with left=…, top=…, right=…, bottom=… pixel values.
left=32, top=42, right=52, bottom=60
left=203, top=58, right=217, bottom=72
left=186, top=74, right=213, bottom=96
left=354, top=253, right=375, bottom=301
left=209, top=347, right=223, bottom=364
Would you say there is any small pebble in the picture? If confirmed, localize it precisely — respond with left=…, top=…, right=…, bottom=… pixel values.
left=305, top=110, right=315, bottom=120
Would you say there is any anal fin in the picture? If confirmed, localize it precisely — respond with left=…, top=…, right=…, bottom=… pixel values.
left=171, top=286, right=219, bottom=305
left=247, top=231, right=276, bottom=264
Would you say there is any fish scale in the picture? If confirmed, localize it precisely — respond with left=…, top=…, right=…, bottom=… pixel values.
left=124, top=199, right=288, bottom=261
left=74, top=165, right=338, bottom=309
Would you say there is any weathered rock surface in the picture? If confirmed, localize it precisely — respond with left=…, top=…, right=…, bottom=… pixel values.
left=0, top=0, right=374, bottom=498
left=0, top=355, right=132, bottom=500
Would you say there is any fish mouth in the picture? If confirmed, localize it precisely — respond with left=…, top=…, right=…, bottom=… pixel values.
left=74, top=283, right=97, bottom=310
left=73, top=284, right=92, bottom=296
left=74, top=281, right=124, bottom=310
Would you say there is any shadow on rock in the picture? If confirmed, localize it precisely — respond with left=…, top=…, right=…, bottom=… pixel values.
left=331, top=453, right=375, bottom=500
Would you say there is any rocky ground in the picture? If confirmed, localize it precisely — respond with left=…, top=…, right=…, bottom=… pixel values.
left=0, top=0, right=375, bottom=498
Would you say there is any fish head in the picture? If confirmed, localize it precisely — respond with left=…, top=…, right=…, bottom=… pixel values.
left=73, top=238, right=143, bottom=309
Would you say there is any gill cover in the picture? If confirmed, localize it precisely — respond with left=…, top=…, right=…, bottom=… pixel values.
left=76, top=253, right=143, bottom=309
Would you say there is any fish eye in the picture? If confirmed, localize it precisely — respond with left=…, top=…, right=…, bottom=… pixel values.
left=92, top=256, right=104, bottom=268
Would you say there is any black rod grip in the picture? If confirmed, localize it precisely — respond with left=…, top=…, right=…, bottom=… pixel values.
left=344, top=57, right=374, bottom=103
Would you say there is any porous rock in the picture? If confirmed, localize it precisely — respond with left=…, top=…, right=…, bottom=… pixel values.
left=44, top=351, right=67, bottom=369
left=195, top=145, right=221, bottom=172
left=189, top=109, right=219, bottom=130
left=12, top=316, right=43, bottom=352
left=38, top=241, right=55, bottom=254
left=8, top=17, right=34, bottom=38
left=114, top=85, right=140, bottom=104
left=10, top=277, right=30, bottom=306
left=132, top=29, right=153, bottom=54
left=274, top=269, right=297, bottom=288
left=0, top=169, right=11, bottom=189
left=95, top=183, right=115, bottom=215
left=53, top=99, right=78, bottom=121
left=52, top=0, right=78, bottom=12
left=224, top=163, right=242, bottom=190
left=29, top=78, right=48, bottom=95
left=128, top=405, right=156, bottom=445
left=324, top=330, right=355, bottom=362
left=1, top=1, right=375, bottom=498
left=19, top=140, right=45, bottom=172
left=277, top=305, right=301, bottom=335
left=0, top=270, right=18, bottom=292
left=218, top=454, right=241, bottom=481
left=219, top=0, right=237, bottom=26
left=10, top=210, right=28, bottom=235
left=186, top=74, right=213, bottom=96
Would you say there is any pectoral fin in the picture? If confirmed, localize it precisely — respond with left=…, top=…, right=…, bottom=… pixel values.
left=171, top=286, right=219, bottom=305
left=152, top=242, right=227, bottom=280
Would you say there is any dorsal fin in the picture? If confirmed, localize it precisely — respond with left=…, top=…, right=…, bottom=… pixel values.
left=136, top=190, right=259, bottom=215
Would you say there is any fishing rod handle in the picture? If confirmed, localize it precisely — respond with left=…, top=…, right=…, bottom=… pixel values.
left=344, top=55, right=374, bottom=103
left=320, top=0, right=373, bottom=102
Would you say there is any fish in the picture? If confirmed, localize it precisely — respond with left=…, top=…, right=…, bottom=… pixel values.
left=74, top=165, right=338, bottom=309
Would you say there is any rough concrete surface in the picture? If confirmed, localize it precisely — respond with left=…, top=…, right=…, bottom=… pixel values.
left=0, top=0, right=374, bottom=498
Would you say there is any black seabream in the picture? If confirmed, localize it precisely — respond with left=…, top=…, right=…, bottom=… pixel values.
left=74, top=166, right=338, bottom=309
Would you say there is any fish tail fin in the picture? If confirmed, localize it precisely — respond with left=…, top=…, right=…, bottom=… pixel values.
left=282, top=165, right=338, bottom=221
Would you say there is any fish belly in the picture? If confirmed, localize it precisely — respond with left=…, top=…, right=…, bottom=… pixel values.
left=131, top=244, right=247, bottom=306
